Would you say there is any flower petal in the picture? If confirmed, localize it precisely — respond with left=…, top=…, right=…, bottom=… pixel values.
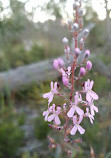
left=48, top=93, right=54, bottom=105
left=56, top=107, right=61, bottom=115
left=86, top=92, right=91, bottom=102
left=90, top=80, right=94, bottom=90
left=70, top=125, right=78, bottom=135
left=55, top=115, right=61, bottom=125
left=67, top=107, right=75, bottom=118
left=43, top=111, right=48, bottom=116
left=77, top=125, right=85, bottom=134
left=78, top=115, right=83, bottom=124
left=75, top=106, right=84, bottom=116
left=45, top=114, right=48, bottom=121
left=52, top=104, right=56, bottom=113
left=73, top=115, right=77, bottom=124
left=43, top=92, right=51, bottom=98
left=89, top=117, right=94, bottom=124
left=90, top=106, right=95, bottom=116
left=93, top=105, right=98, bottom=113
left=91, top=91, right=99, bottom=100
left=51, top=82, right=53, bottom=90
left=54, top=82, right=57, bottom=90
left=48, top=114, right=55, bottom=122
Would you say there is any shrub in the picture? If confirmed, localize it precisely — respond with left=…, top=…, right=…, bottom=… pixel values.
left=34, top=115, right=50, bottom=140
left=0, top=108, right=24, bottom=158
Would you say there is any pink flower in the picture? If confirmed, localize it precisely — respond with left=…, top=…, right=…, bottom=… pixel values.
left=80, top=67, right=86, bottom=76
left=67, top=92, right=84, bottom=117
left=70, top=115, right=85, bottom=135
left=53, top=60, right=59, bottom=69
left=58, top=58, right=65, bottom=67
left=48, top=104, right=61, bottom=125
left=43, top=106, right=53, bottom=121
left=62, top=77, right=69, bottom=86
left=43, top=82, right=58, bottom=106
left=53, top=58, right=65, bottom=70
left=61, top=66, right=71, bottom=78
left=86, top=61, right=92, bottom=70
left=85, top=108, right=94, bottom=124
left=88, top=100, right=98, bottom=116
left=85, top=50, right=90, bottom=58
left=75, top=48, right=80, bottom=56
left=83, top=79, right=99, bottom=102
left=61, top=67, right=71, bottom=86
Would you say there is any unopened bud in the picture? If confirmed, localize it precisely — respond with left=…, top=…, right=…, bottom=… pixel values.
left=62, top=77, right=69, bottom=86
left=77, top=8, right=83, bottom=17
left=58, top=58, right=64, bottom=67
left=62, top=37, right=69, bottom=44
left=80, top=67, right=86, bottom=76
left=71, top=23, right=79, bottom=33
left=75, top=48, right=81, bottom=57
left=83, top=29, right=89, bottom=38
left=86, top=61, right=92, bottom=70
left=53, top=60, right=59, bottom=69
left=73, top=2, right=80, bottom=10
left=85, top=50, right=90, bottom=58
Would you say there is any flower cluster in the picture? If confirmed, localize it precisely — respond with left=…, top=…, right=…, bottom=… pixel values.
left=43, top=0, right=99, bottom=155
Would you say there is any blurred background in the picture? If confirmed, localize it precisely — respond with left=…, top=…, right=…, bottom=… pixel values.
left=0, top=0, right=111, bottom=157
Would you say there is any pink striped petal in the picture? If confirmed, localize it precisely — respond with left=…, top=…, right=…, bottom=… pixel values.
left=73, top=115, right=77, bottom=124
left=44, top=114, right=48, bottom=121
left=87, top=79, right=90, bottom=87
left=78, top=115, right=83, bottom=124
left=52, top=104, right=56, bottom=113
left=70, top=125, right=78, bottom=135
left=54, top=82, right=57, bottom=90
left=48, top=114, right=55, bottom=122
left=43, top=111, right=48, bottom=116
left=55, top=115, right=61, bottom=125
left=67, top=107, right=75, bottom=118
left=91, top=91, right=99, bottom=100
left=90, top=106, right=95, bottom=116
left=86, top=92, right=91, bottom=102
left=51, top=82, right=53, bottom=90
left=89, top=117, right=94, bottom=124
left=90, top=80, right=94, bottom=89
left=93, top=105, right=98, bottom=113
left=75, top=106, right=84, bottom=116
left=77, top=125, right=85, bottom=134
left=48, top=94, right=54, bottom=105
left=56, top=107, right=61, bottom=115
left=43, top=92, right=51, bottom=98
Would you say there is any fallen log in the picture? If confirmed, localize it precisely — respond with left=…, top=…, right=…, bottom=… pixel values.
left=0, top=53, right=111, bottom=93
left=0, top=23, right=100, bottom=93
